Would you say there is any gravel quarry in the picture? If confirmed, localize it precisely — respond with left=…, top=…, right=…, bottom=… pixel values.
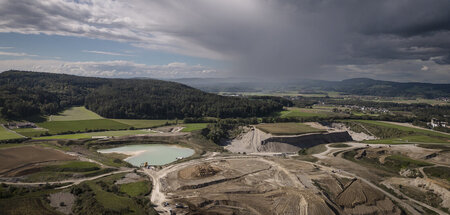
left=144, top=156, right=406, bottom=215
left=225, top=126, right=353, bottom=153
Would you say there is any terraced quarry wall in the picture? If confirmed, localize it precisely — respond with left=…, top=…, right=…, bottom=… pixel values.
left=259, top=131, right=353, bottom=152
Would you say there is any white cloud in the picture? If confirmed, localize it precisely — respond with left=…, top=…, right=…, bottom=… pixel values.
left=0, top=51, right=37, bottom=57
left=0, top=47, right=13, bottom=49
left=82, top=50, right=134, bottom=56
left=0, top=59, right=219, bottom=79
left=0, top=0, right=238, bottom=60
left=0, top=0, right=449, bottom=81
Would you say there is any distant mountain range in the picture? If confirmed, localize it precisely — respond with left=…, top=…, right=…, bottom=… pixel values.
left=171, top=78, right=450, bottom=99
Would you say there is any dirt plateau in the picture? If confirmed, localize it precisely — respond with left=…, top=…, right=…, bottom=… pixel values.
left=159, top=158, right=403, bottom=215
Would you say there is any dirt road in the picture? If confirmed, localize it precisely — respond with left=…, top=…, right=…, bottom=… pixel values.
left=314, top=142, right=450, bottom=215
left=1, top=168, right=133, bottom=189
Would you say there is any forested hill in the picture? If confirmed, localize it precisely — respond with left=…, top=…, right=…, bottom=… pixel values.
left=173, top=78, right=450, bottom=98
left=322, top=78, right=450, bottom=98
left=0, top=70, right=283, bottom=119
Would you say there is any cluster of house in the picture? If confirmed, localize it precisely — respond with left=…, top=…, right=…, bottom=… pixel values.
left=345, top=105, right=389, bottom=114
left=6, top=122, right=36, bottom=129
left=436, top=97, right=449, bottom=102
left=429, top=118, right=448, bottom=128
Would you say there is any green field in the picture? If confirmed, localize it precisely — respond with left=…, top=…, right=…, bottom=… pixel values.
left=346, top=120, right=449, bottom=144
left=73, top=173, right=156, bottom=214
left=0, top=195, right=59, bottom=215
left=13, top=128, right=48, bottom=137
left=384, top=155, right=432, bottom=171
left=367, top=98, right=449, bottom=105
left=366, top=135, right=448, bottom=144
left=279, top=107, right=328, bottom=118
left=357, top=121, right=449, bottom=138
left=35, top=129, right=154, bottom=140
left=49, top=106, right=103, bottom=121
left=24, top=160, right=114, bottom=182
left=113, top=119, right=177, bottom=129
left=424, top=166, right=450, bottom=182
left=343, top=151, right=432, bottom=175
left=329, top=143, right=350, bottom=148
left=0, top=126, right=24, bottom=140
left=352, top=112, right=379, bottom=117
left=181, top=123, right=209, bottom=132
left=120, top=181, right=151, bottom=197
left=44, top=161, right=100, bottom=172
left=256, top=123, right=324, bottom=135
left=0, top=143, right=27, bottom=149
left=37, top=119, right=130, bottom=134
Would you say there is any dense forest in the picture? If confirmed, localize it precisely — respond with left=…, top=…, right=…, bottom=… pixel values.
left=318, top=78, right=450, bottom=98
left=0, top=70, right=284, bottom=119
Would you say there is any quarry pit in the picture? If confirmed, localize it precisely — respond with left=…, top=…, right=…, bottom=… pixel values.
left=145, top=156, right=405, bottom=215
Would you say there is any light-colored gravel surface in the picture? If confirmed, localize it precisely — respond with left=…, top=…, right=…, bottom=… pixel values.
left=115, top=172, right=143, bottom=184
left=48, top=192, right=76, bottom=215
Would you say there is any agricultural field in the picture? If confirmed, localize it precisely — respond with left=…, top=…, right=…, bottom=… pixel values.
left=112, top=119, right=178, bottom=129
left=24, top=161, right=111, bottom=182
left=0, top=145, right=75, bottom=176
left=181, top=123, right=209, bottom=132
left=352, top=112, right=379, bottom=117
left=0, top=125, right=24, bottom=140
left=227, top=90, right=343, bottom=97
left=367, top=98, right=450, bottom=105
left=367, top=135, right=448, bottom=144
left=256, top=122, right=324, bottom=135
left=44, top=161, right=100, bottom=172
left=279, top=107, right=329, bottom=118
left=34, top=129, right=155, bottom=140
left=13, top=128, right=48, bottom=138
left=37, top=119, right=131, bottom=134
left=49, top=106, right=104, bottom=121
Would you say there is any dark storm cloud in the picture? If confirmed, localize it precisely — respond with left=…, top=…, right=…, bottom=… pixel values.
left=0, top=0, right=449, bottom=82
left=350, top=1, right=450, bottom=37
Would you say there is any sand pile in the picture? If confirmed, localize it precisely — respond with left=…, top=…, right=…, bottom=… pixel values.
left=178, top=163, right=221, bottom=180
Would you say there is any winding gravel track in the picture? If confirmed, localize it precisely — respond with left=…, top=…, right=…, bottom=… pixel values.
left=1, top=169, right=133, bottom=189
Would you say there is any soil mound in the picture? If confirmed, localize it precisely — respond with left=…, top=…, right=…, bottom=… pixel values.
left=336, top=179, right=385, bottom=207
left=316, top=177, right=403, bottom=215
left=178, top=163, right=221, bottom=180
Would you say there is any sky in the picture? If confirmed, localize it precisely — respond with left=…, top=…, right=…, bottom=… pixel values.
left=0, top=0, right=449, bottom=83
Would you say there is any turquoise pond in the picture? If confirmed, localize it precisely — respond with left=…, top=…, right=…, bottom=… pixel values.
left=98, top=144, right=195, bottom=166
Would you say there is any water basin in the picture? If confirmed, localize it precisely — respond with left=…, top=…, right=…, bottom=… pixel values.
left=98, top=144, right=194, bottom=166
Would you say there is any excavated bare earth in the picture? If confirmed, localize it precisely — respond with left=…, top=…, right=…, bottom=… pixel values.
left=157, top=157, right=404, bottom=215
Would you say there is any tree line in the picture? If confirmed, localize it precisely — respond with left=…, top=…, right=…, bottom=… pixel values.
left=0, top=71, right=284, bottom=120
